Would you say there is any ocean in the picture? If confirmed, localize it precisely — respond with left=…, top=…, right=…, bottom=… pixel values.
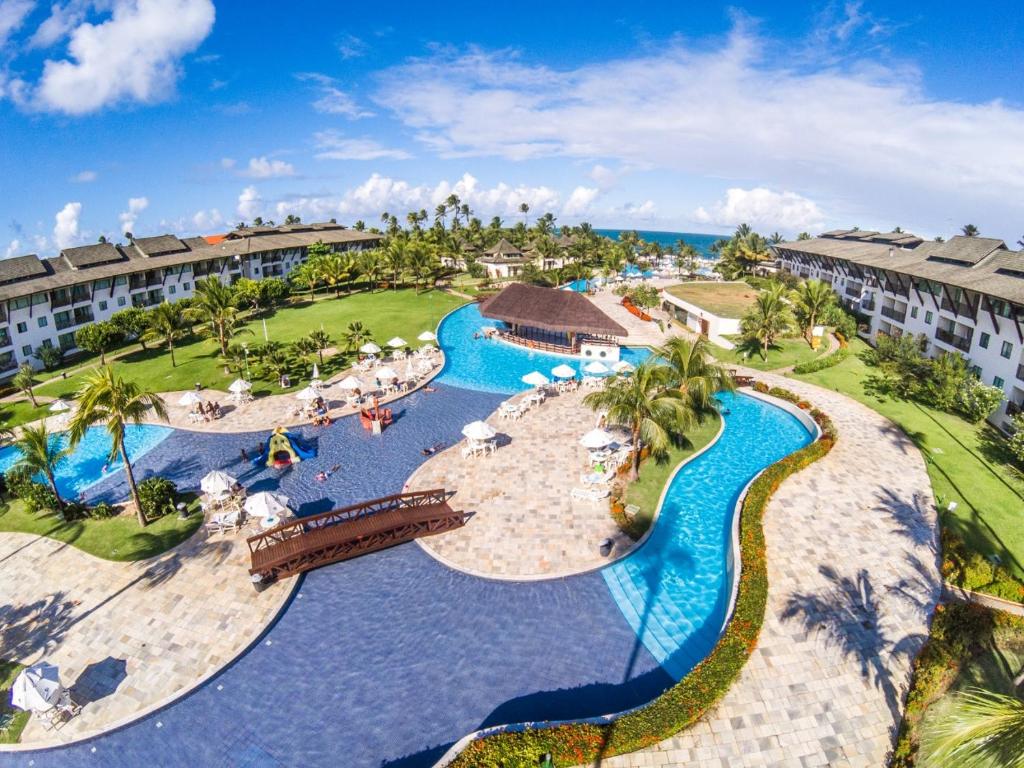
left=593, top=228, right=724, bottom=257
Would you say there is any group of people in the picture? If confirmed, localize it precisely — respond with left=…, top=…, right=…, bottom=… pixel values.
left=192, top=400, right=223, bottom=421
left=309, top=395, right=332, bottom=427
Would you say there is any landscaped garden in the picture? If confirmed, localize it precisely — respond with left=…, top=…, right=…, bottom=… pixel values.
left=0, top=660, right=29, bottom=744
left=708, top=334, right=830, bottom=371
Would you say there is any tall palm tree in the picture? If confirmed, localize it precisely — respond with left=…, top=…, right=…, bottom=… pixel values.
left=343, top=321, right=372, bottom=352
left=924, top=687, right=1024, bottom=768
left=12, top=363, right=38, bottom=407
left=658, top=336, right=735, bottom=415
left=68, top=367, right=168, bottom=526
left=193, top=276, right=251, bottom=356
left=792, top=279, right=837, bottom=347
left=308, top=330, right=331, bottom=364
left=434, top=204, right=448, bottom=228
left=358, top=248, right=383, bottom=291
left=13, top=423, right=68, bottom=510
left=961, top=224, right=980, bottom=237
left=384, top=239, right=407, bottom=290
left=583, top=361, right=692, bottom=480
left=405, top=245, right=437, bottom=293
left=518, top=202, right=530, bottom=227
left=741, top=284, right=795, bottom=360
left=143, top=301, right=189, bottom=366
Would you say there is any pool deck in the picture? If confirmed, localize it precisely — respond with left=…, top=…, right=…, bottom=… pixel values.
left=584, top=280, right=679, bottom=348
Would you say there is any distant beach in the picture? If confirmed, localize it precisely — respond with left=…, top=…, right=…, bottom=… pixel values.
left=594, top=228, right=724, bottom=257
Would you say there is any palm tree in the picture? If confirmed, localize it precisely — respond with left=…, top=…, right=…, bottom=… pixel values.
left=358, top=248, right=383, bottom=291
left=13, top=423, right=68, bottom=510
left=405, top=245, right=437, bottom=293
left=769, top=232, right=784, bottom=244
left=12, top=363, right=38, bottom=407
left=658, top=336, right=735, bottom=415
left=924, top=687, right=1024, bottom=768
left=343, top=321, right=372, bottom=352
left=68, top=367, right=168, bottom=526
left=792, top=279, right=837, bottom=347
left=434, top=204, right=448, bottom=228
left=143, top=301, right=189, bottom=366
left=962, top=224, right=980, bottom=237
left=384, top=239, right=407, bottom=290
left=308, top=330, right=331, bottom=364
left=518, top=202, right=530, bottom=227
left=741, top=284, right=795, bottom=360
left=193, top=277, right=251, bottom=356
left=583, top=361, right=692, bottom=480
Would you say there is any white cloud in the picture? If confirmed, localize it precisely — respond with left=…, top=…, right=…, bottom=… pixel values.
left=4, top=238, right=22, bottom=258
left=613, top=200, right=657, bottom=221
left=70, top=168, right=96, bottom=182
left=118, top=195, right=148, bottom=233
left=27, top=0, right=89, bottom=49
left=297, top=72, right=372, bottom=118
left=26, top=0, right=215, bottom=115
left=0, top=0, right=34, bottom=48
left=372, top=32, right=1024, bottom=237
left=242, top=156, right=295, bottom=178
left=694, top=187, right=824, bottom=233
left=191, top=207, right=222, bottom=230
left=562, top=186, right=600, bottom=217
left=313, top=130, right=411, bottom=161
left=53, top=201, right=81, bottom=248
left=236, top=185, right=261, bottom=220
left=337, top=33, right=366, bottom=59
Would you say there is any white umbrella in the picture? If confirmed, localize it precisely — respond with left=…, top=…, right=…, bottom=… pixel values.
left=338, top=375, right=363, bottom=390
left=359, top=342, right=381, bottom=354
left=417, top=331, right=437, bottom=342
left=177, top=391, right=203, bottom=407
left=386, top=337, right=407, bottom=348
left=521, top=371, right=550, bottom=387
left=228, top=379, right=252, bottom=394
left=612, top=360, right=635, bottom=373
left=584, top=361, right=610, bottom=374
left=374, top=366, right=399, bottom=381
left=244, top=491, right=291, bottom=519
left=461, top=421, right=496, bottom=441
left=48, top=399, right=71, bottom=413
left=295, top=386, right=320, bottom=401
left=10, top=663, right=62, bottom=713
left=200, top=470, right=237, bottom=496
left=311, top=363, right=320, bottom=380
left=580, top=428, right=615, bottom=449
left=551, top=364, right=576, bottom=379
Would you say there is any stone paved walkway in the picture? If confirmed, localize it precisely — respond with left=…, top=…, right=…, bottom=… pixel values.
left=409, top=388, right=635, bottom=579
left=585, top=280, right=679, bottom=347
left=586, top=371, right=940, bottom=767
left=0, top=527, right=291, bottom=745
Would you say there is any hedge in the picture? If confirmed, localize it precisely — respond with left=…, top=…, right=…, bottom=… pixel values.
left=448, top=389, right=836, bottom=768
left=791, top=346, right=850, bottom=375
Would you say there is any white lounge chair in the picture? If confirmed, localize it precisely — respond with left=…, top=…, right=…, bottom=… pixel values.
left=205, top=509, right=242, bottom=535
left=571, top=487, right=610, bottom=502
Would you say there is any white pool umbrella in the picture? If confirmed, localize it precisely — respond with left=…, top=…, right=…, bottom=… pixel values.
left=359, top=342, right=381, bottom=354
left=417, top=331, right=437, bottom=341
left=584, top=361, right=610, bottom=374
left=461, top=421, right=496, bottom=441
left=338, top=375, right=363, bottom=390
left=311, top=363, right=320, bottom=380
left=48, top=399, right=71, bottom=413
left=551, top=364, right=576, bottom=379
left=244, top=491, right=291, bottom=519
left=580, top=428, right=615, bottom=449
left=521, top=371, right=549, bottom=387
left=200, top=470, right=237, bottom=496
left=612, top=360, right=635, bottom=373
left=295, top=386, right=320, bottom=401
left=177, top=391, right=203, bottom=407
left=386, top=337, right=407, bottom=348
left=374, top=366, right=399, bottom=381
left=228, top=379, right=252, bottom=394
left=10, top=663, right=62, bottom=713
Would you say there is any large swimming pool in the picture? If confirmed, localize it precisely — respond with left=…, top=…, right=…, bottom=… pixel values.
left=436, top=302, right=651, bottom=394
left=0, top=424, right=174, bottom=499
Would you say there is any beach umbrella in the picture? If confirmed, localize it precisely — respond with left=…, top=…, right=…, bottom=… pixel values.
left=311, top=363, right=320, bottom=380
left=10, top=663, right=62, bottom=713
left=48, top=399, right=71, bottom=413
left=338, top=375, right=363, bottom=390
left=551, top=364, right=576, bottom=379
left=374, top=366, right=399, bottom=381
left=295, top=386, right=320, bottom=401
left=228, top=379, right=252, bottom=394
left=386, top=337, right=407, bottom=348
left=521, top=371, right=549, bottom=387
left=461, top=421, right=496, bottom=441
left=177, top=391, right=203, bottom=407
left=244, top=491, right=291, bottom=519
left=612, top=360, right=635, bottom=374
left=200, top=470, right=237, bottom=496
left=359, top=342, right=381, bottom=354
left=417, top=331, right=437, bottom=342
left=584, top=361, right=610, bottom=374
left=580, top=428, right=615, bottom=449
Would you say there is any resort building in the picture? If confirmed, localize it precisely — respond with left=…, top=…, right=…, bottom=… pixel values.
left=773, top=230, right=1024, bottom=430
left=476, top=238, right=532, bottom=279
left=660, top=281, right=759, bottom=345
left=0, top=222, right=381, bottom=374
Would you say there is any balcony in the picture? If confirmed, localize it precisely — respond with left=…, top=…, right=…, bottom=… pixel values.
left=0, top=354, right=16, bottom=374
left=0, top=329, right=10, bottom=348
left=880, top=305, right=907, bottom=323
left=860, top=299, right=876, bottom=312
left=882, top=283, right=909, bottom=299
left=1008, top=401, right=1022, bottom=416
left=50, top=293, right=71, bottom=309
left=129, top=275, right=147, bottom=291
left=1017, top=363, right=1024, bottom=382
left=845, top=284, right=863, bottom=298
left=935, top=327, right=972, bottom=352
left=940, top=297, right=974, bottom=318
left=55, top=315, right=75, bottom=331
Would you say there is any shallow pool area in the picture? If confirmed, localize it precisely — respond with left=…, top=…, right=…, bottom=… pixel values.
left=0, top=424, right=174, bottom=499
left=436, top=302, right=651, bottom=394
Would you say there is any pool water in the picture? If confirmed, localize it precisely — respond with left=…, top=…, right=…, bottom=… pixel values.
left=436, top=303, right=651, bottom=394
left=621, top=265, right=654, bottom=278
left=0, top=424, right=174, bottom=499
left=563, top=278, right=593, bottom=293
left=603, top=391, right=813, bottom=680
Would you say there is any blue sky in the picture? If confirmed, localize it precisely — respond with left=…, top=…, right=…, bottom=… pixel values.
left=1, top=0, right=1023, bottom=257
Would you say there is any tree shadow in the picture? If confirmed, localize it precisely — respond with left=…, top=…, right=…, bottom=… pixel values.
left=0, top=590, right=77, bottom=659
left=874, top=487, right=939, bottom=552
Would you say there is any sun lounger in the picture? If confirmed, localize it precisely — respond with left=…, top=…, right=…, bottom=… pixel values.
left=205, top=509, right=242, bottom=535
left=571, top=487, right=611, bottom=502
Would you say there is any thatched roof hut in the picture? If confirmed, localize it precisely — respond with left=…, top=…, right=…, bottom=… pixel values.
left=479, top=283, right=628, bottom=337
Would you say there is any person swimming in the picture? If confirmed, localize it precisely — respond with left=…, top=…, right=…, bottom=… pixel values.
left=420, top=443, right=444, bottom=456
left=316, top=464, right=342, bottom=481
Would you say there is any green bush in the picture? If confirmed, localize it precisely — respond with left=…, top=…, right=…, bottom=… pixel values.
left=954, top=378, right=1004, bottom=423
left=942, top=529, right=1024, bottom=604
left=449, top=414, right=837, bottom=767
left=89, top=501, right=118, bottom=519
left=792, top=346, right=849, bottom=374
left=4, top=467, right=59, bottom=514
left=136, top=477, right=178, bottom=520
left=1007, top=415, right=1024, bottom=467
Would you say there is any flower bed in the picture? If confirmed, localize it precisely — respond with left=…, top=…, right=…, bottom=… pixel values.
left=448, top=387, right=835, bottom=767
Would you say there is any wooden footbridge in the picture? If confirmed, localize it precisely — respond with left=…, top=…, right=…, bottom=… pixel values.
left=247, top=489, right=462, bottom=581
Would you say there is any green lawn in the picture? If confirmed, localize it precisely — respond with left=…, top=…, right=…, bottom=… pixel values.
left=623, top=414, right=723, bottom=535
left=791, top=339, right=1024, bottom=578
left=708, top=335, right=827, bottom=372
left=664, top=281, right=760, bottom=319
left=3, top=289, right=466, bottom=426
left=0, top=660, right=29, bottom=744
left=0, top=496, right=203, bottom=561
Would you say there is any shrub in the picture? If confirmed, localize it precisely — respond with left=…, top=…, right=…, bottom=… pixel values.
left=792, top=346, right=850, bottom=374
left=89, top=501, right=118, bottom=519
left=752, top=381, right=769, bottom=394
left=1010, top=415, right=1024, bottom=467
left=942, top=529, right=1024, bottom=604
left=767, top=386, right=800, bottom=404
left=33, top=344, right=64, bottom=371
left=952, top=379, right=1003, bottom=423
left=136, top=477, right=178, bottom=520
left=5, top=467, right=59, bottom=514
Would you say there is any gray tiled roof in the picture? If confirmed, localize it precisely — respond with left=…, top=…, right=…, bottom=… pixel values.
left=0, top=254, right=49, bottom=284
left=133, top=235, right=188, bottom=256
left=61, top=242, right=125, bottom=269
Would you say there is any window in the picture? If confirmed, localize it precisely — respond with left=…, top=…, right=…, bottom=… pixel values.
left=37, top=316, right=47, bottom=328
left=168, top=285, right=176, bottom=295
left=21, top=344, right=31, bottom=356
left=114, top=275, right=127, bottom=286
left=1001, top=341, right=1013, bottom=359
left=994, top=376, right=1005, bottom=388
left=969, top=364, right=982, bottom=377
left=117, top=296, right=127, bottom=307
left=10, top=296, right=30, bottom=310
left=40, top=338, right=53, bottom=349
left=58, top=332, right=75, bottom=350
left=98, top=300, right=107, bottom=312
left=925, top=311, right=933, bottom=325
left=910, top=306, right=919, bottom=319
left=979, top=332, right=990, bottom=349
left=183, top=283, right=191, bottom=291
left=16, top=321, right=26, bottom=333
